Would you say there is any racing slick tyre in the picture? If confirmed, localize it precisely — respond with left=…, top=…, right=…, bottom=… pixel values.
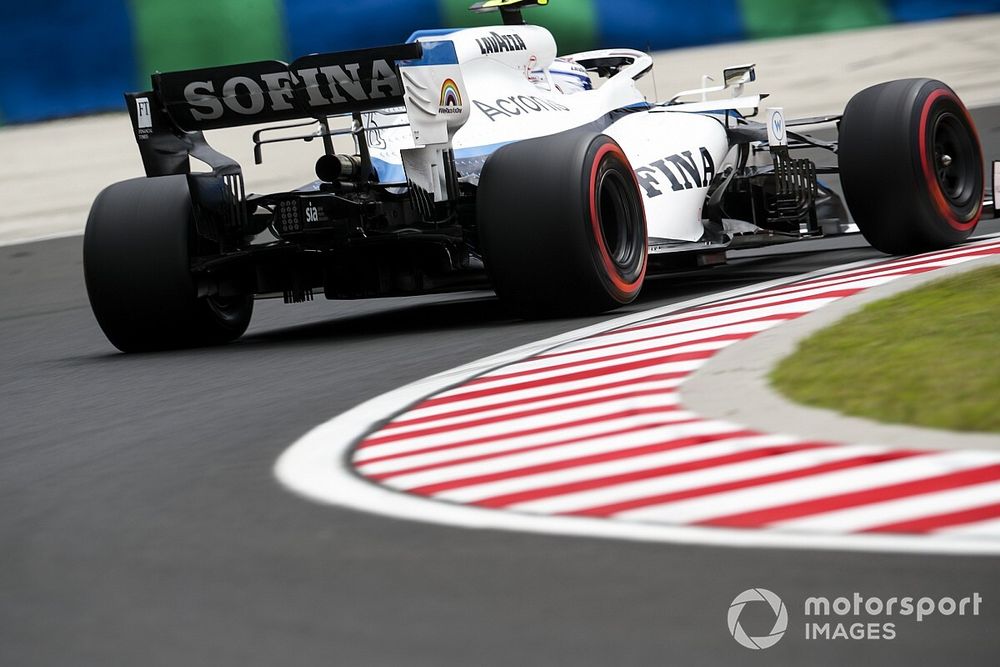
left=839, top=78, right=983, bottom=255
left=478, top=131, right=647, bottom=318
left=84, top=176, right=253, bottom=352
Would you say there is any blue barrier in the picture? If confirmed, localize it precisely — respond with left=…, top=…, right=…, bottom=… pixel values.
left=890, top=0, right=1000, bottom=22
left=0, top=0, right=136, bottom=123
left=284, top=0, right=441, bottom=57
left=595, top=0, right=746, bottom=51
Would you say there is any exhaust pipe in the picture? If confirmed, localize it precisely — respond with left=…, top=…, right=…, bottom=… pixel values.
left=316, top=154, right=363, bottom=183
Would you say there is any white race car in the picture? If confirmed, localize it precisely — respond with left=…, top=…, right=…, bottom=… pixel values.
left=84, top=0, right=997, bottom=351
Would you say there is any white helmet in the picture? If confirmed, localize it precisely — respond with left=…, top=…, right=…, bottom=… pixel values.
left=548, top=58, right=593, bottom=95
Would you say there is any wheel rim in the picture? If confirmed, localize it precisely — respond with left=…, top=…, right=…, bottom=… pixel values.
left=596, top=164, right=643, bottom=273
left=931, top=111, right=977, bottom=209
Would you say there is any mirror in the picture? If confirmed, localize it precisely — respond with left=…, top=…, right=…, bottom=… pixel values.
left=723, top=64, right=756, bottom=88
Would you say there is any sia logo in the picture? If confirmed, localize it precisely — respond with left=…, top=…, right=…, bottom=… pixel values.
left=439, top=79, right=463, bottom=114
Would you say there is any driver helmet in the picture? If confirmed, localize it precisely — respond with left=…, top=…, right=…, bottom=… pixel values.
left=547, top=58, right=593, bottom=95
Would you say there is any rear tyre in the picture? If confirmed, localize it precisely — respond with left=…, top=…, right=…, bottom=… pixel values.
left=839, top=78, right=983, bottom=255
left=478, top=131, right=647, bottom=318
left=84, top=176, right=252, bottom=352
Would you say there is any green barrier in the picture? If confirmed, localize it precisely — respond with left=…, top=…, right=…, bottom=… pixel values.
left=129, top=0, right=287, bottom=85
left=438, top=0, right=599, bottom=53
left=739, top=0, right=891, bottom=39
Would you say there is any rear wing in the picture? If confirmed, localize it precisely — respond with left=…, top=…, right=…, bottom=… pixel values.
left=151, top=43, right=422, bottom=132
left=125, top=42, right=423, bottom=176
left=123, top=42, right=424, bottom=237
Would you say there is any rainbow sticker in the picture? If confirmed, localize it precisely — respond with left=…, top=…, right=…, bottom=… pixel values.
left=440, top=79, right=462, bottom=108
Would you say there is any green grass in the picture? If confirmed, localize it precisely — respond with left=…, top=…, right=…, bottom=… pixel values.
left=771, top=265, right=1000, bottom=433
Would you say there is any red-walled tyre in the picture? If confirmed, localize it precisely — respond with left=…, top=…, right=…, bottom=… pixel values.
left=839, top=78, right=983, bottom=255
left=478, top=131, right=647, bottom=318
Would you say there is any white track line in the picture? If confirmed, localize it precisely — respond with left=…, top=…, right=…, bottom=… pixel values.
left=0, top=230, right=82, bottom=249
left=937, top=518, right=1000, bottom=538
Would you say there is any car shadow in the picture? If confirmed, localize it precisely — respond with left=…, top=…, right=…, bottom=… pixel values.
left=242, top=293, right=513, bottom=344
left=235, top=244, right=882, bottom=347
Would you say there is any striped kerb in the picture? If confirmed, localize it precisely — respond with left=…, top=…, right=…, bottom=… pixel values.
left=349, top=239, right=1000, bottom=541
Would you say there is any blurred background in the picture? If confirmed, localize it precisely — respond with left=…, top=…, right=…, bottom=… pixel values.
left=3, top=0, right=1000, bottom=125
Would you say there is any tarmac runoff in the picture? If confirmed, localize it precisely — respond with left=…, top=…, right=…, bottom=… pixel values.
left=2, top=14, right=999, bottom=247
left=682, top=244, right=1000, bottom=453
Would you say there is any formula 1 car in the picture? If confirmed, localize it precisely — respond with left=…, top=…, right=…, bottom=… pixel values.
left=84, top=0, right=998, bottom=352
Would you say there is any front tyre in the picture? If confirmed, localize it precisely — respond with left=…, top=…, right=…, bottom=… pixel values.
left=84, top=176, right=252, bottom=352
left=478, top=131, right=647, bottom=318
left=839, top=78, right=983, bottom=255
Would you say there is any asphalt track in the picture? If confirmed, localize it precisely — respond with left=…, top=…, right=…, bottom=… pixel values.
left=2, top=111, right=1000, bottom=665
